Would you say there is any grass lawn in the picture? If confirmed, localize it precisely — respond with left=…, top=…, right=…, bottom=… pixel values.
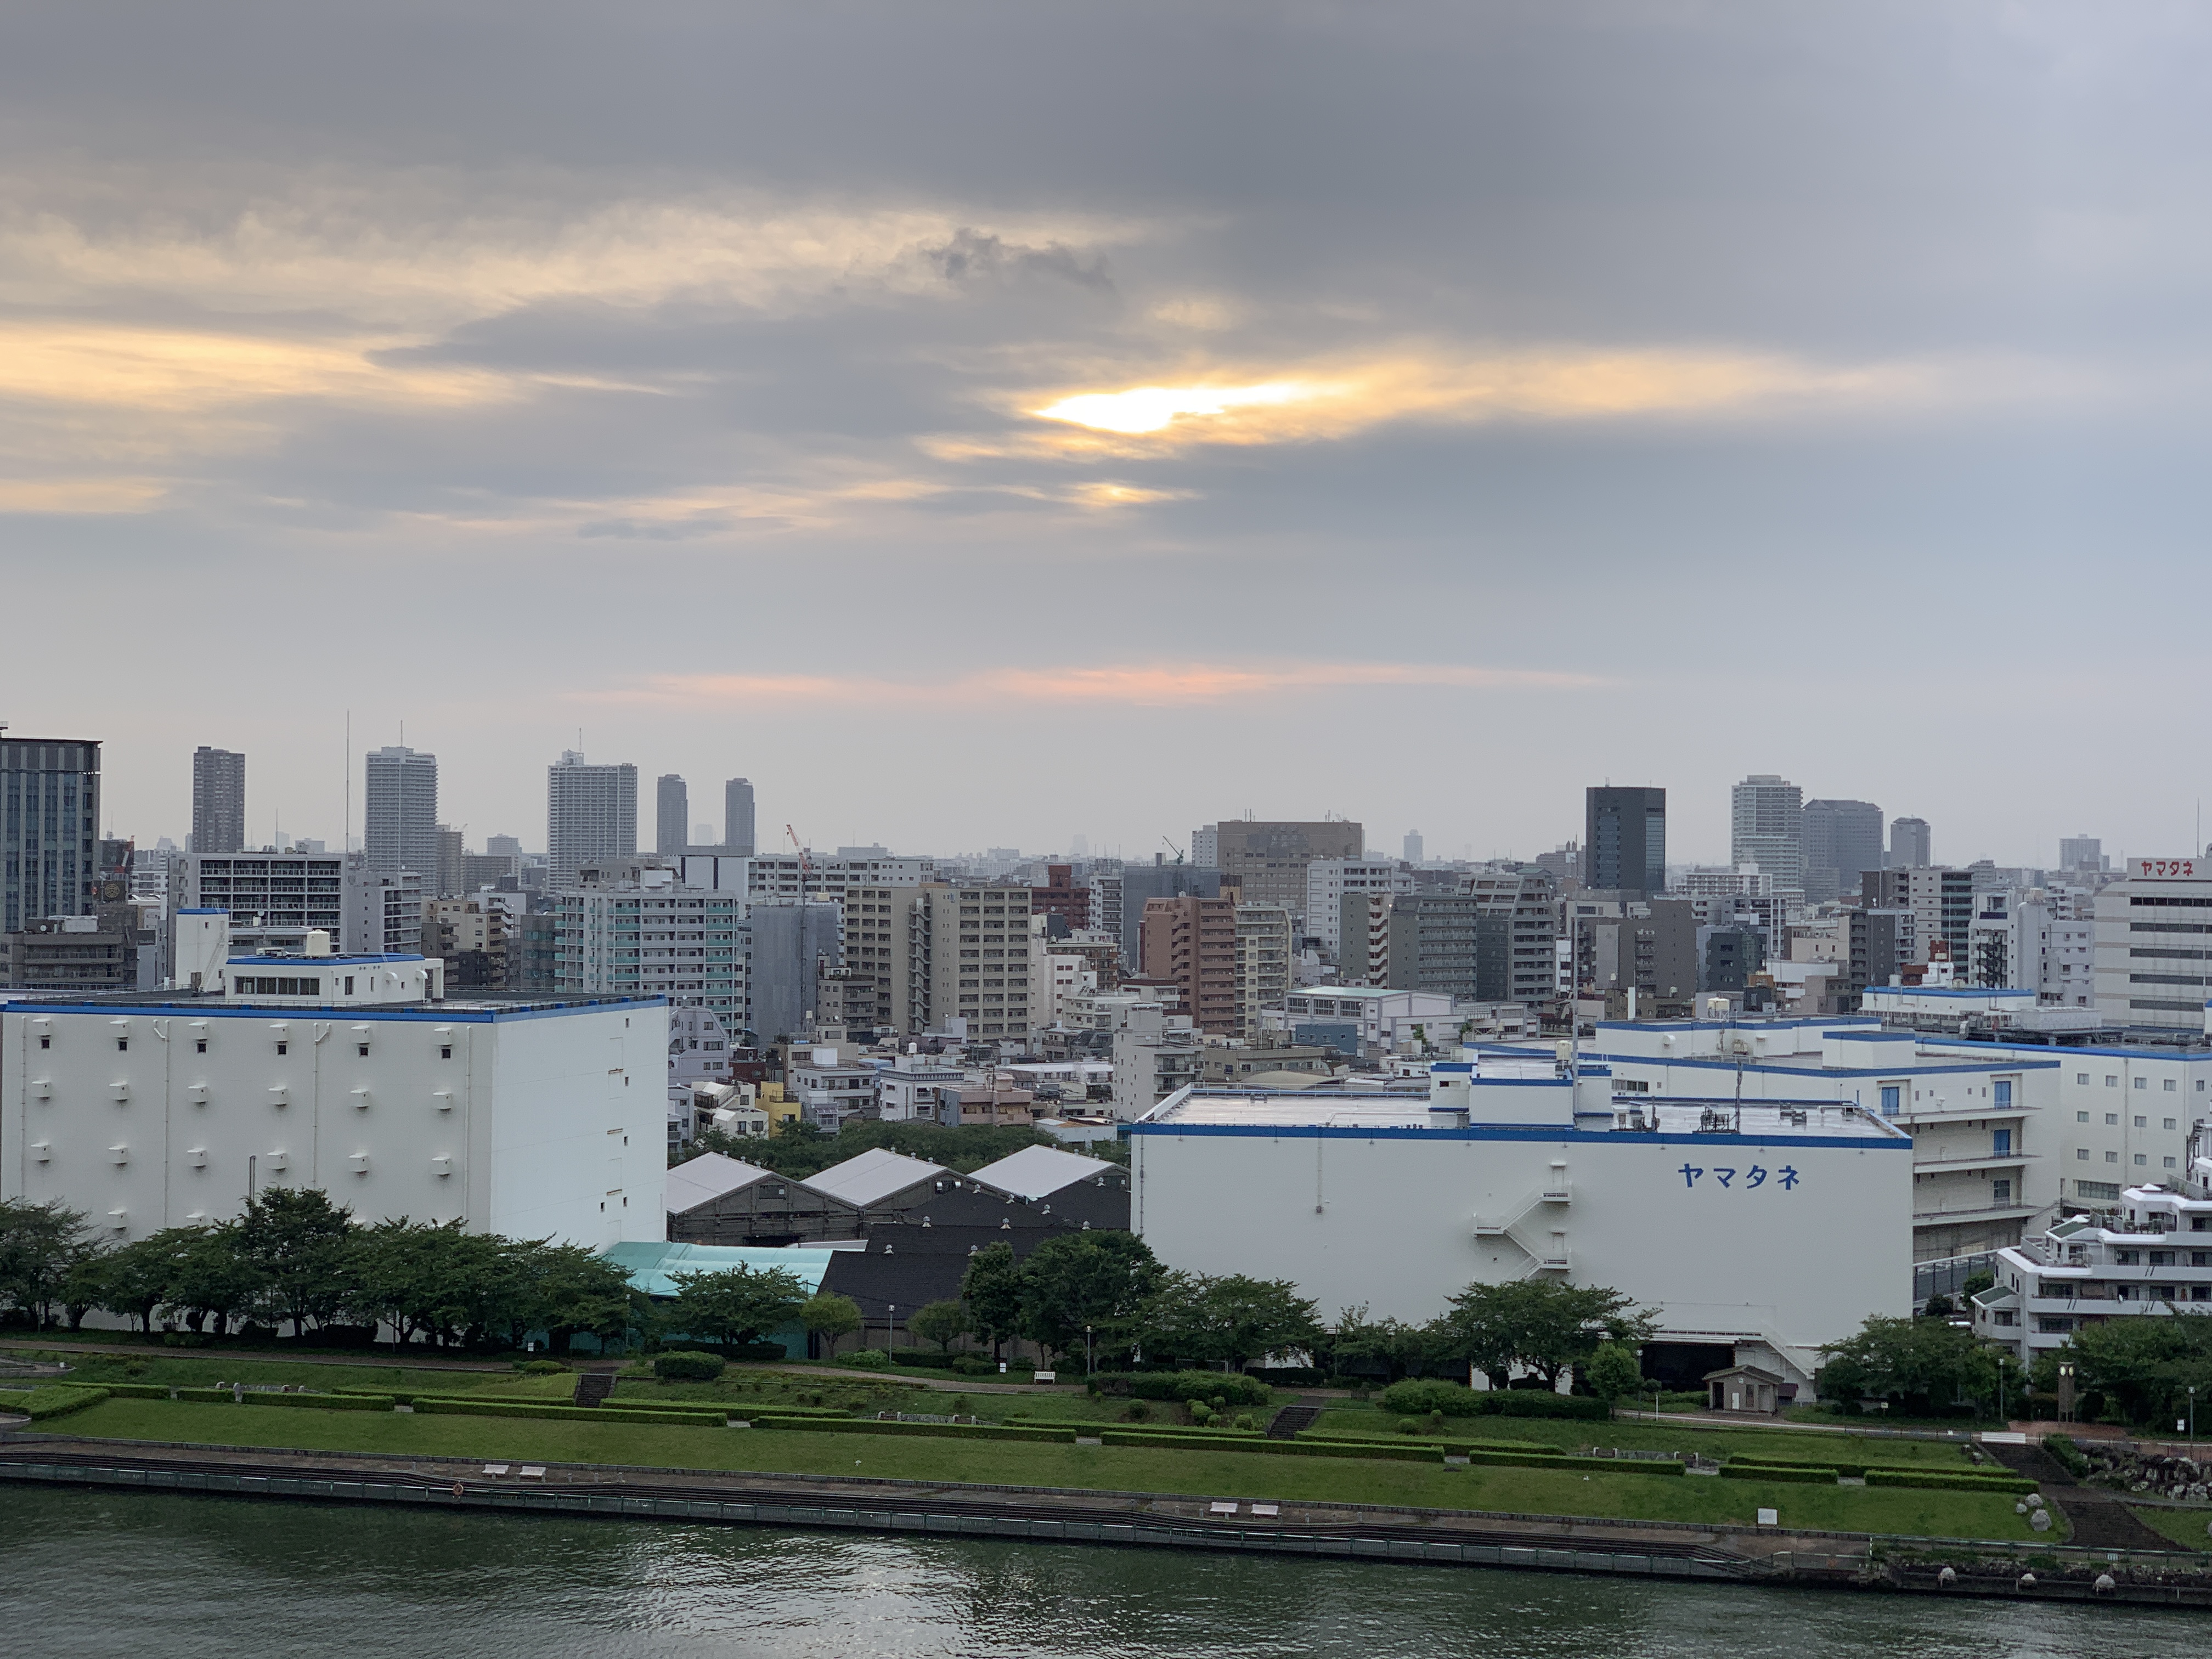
left=1312, top=1404, right=1978, bottom=1468
left=42, top=1398, right=2039, bottom=1539
left=2124, top=1504, right=2212, bottom=1551
left=19, top=1351, right=542, bottom=1396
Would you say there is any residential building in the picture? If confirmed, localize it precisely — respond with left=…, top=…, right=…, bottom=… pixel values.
left=433, top=825, right=465, bottom=897
left=1864, top=866, right=1976, bottom=968
left=789, top=1046, right=882, bottom=1130
left=1130, top=1064, right=1912, bottom=1400
left=1890, top=816, right=1933, bottom=869
left=507, top=905, right=557, bottom=995
left=1466, top=868, right=1560, bottom=1007
left=551, top=862, right=747, bottom=1022
left=2058, top=835, right=2106, bottom=874
left=1110, top=1000, right=1203, bottom=1119
left=1210, top=819, right=1363, bottom=920
left=1582, top=787, right=1666, bottom=898
left=876, top=1054, right=968, bottom=1123
left=1731, top=775, right=1804, bottom=893
left=1031, top=864, right=1090, bottom=933
left=348, top=868, right=424, bottom=957
left=656, top=775, right=689, bottom=856
left=548, top=751, right=639, bottom=888
left=1234, top=902, right=1293, bottom=1039
left=1378, top=890, right=1480, bottom=1000
left=1570, top=898, right=1698, bottom=1007
left=1, top=735, right=100, bottom=933
left=1800, top=799, right=1883, bottom=904
left=725, top=778, right=756, bottom=857
left=1699, top=925, right=1766, bottom=992
left=1274, top=985, right=1457, bottom=1052
left=1109, top=860, right=1222, bottom=970
left=1305, top=859, right=1408, bottom=956
left=1189, top=826, right=1218, bottom=867
left=2095, top=857, right=2212, bottom=1030
left=1, top=919, right=667, bottom=1251
left=363, top=746, right=437, bottom=885
left=1674, top=866, right=1771, bottom=900
left=1142, top=893, right=1240, bottom=1034
left=168, top=850, right=351, bottom=962
left=1403, top=830, right=1425, bottom=864
left=1843, top=907, right=1911, bottom=994
left=1, top=909, right=148, bottom=991
left=190, top=747, right=246, bottom=856
left=424, top=896, right=507, bottom=989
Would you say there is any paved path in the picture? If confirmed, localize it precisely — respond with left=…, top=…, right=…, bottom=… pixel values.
left=1979, top=1438, right=2172, bottom=1551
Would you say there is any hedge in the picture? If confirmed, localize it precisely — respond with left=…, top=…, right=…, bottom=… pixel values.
left=91, top=1381, right=173, bottom=1400
left=1089, top=1429, right=1686, bottom=1475
left=411, top=1398, right=726, bottom=1427
left=1103, top=1430, right=1444, bottom=1463
left=746, top=1415, right=1076, bottom=1444
left=1301, top=1432, right=1566, bottom=1455
left=1087, top=1372, right=1272, bottom=1407
left=653, top=1352, right=726, bottom=1383
left=1375, top=1381, right=1610, bottom=1421
left=1865, top=1468, right=2036, bottom=1494
left=1721, top=1463, right=1839, bottom=1485
left=17, top=1385, right=110, bottom=1421
left=243, top=1392, right=396, bottom=1413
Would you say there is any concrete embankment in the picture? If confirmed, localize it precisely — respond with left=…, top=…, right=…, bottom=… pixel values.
left=3, top=1433, right=2208, bottom=1607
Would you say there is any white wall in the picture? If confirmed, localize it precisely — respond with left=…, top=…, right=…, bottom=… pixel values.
left=3, top=998, right=667, bottom=1250
left=1130, top=1122, right=1911, bottom=1373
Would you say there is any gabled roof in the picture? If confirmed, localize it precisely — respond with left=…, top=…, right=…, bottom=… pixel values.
left=966, top=1143, right=1114, bottom=1200
left=664, top=1151, right=775, bottom=1215
left=602, top=1240, right=834, bottom=1299
left=800, top=1146, right=947, bottom=1208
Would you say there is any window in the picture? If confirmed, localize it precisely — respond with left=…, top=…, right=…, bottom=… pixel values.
left=1994, top=1079, right=2012, bottom=1108
left=2165, top=1118, right=2177, bottom=1130
left=2079, top=1180, right=2122, bottom=1200
left=1880, top=1085, right=1901, bottom=1116
left=275, top=1042, right=287, bottom=1056
left=1993, top=1128, right=2012, bottom=1154
left=440, top=1046, right=453, bottom=1059
left=2166, top=1156, right=2180, bottom=1169
left=2076, top=1072, right=2090, bottom=1085
left=357, top=1044, right=369, bottom=1057
left=196, top=1040, right=207, bottom=1053
left=116, top=1037, right=128, bottom=1051
left=2135, top=1115, right=2148, bottom=1128
left=2076, top=1110, right=2090, bottom=1122
left=2165, top=1078, right=2179, bottom=1091
left=2134, top=1153, right=2148, bottom=1166
left=39, top=1036, right=49, bottom=1049
left=1993, top=1179, right=2013, bottom=1205
left=2107, top=1113, right=2120, bottom=1125
left=2135, top=1076, right=2148, bottom=1090
left=2106, top=1075, right=2119, bottom=1087
left=2076, top=1148, right=2090, bottom=1160
left=2107, top=1150, right=2120, bottom=1163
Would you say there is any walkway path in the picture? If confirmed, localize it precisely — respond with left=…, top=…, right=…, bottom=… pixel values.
left=1979, top=1438, right=2172, bottom=1551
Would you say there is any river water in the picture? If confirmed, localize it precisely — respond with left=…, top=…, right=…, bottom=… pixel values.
left=0, top=1486, right=2190, bottom=1656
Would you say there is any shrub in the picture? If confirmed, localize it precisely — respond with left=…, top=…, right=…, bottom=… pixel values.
left=951, top=1355, right=995, bottom=1375
left=517, top=1359, right=568, bottom=1375
left=1396, top=1418, right=1420, bottom=1434
left=653, top=1351, right=728, bottom=1383
left=18, top=1385, right=109, bottom=1421
left=1379, top=1379, right=1483, bottom=1417
left=1188, top=1402, right=1214, bottom=1427
left=1489, top=1391, right=1609, bottom=1420
left=413, top=1398, right=725, bottom=1426
left=2042, top=1434, right=2089, bottom=1477
left=1865, top=1468, right=2036, bottom=1494
left=837, top=1348, right=893, bottom=1370
left=1087, top=1372, right=1269, bottom=1407
left=91, top=1381, right=172, bottom=1400
left=1234, top=1413, right=1256, bottom=1431
left=748, top=1416, right=1075, bottom=1443
left=1722, top=1463, right=1838, bottom=1484
left=1125, top=1400, right=1151, bottom=1422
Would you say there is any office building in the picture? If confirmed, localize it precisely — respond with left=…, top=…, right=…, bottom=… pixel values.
left=1800, top=799, right=1884, bottom=905
left=548, top=751, right=638, bottom=887
left=1582, top=787, right=1665, bottom=898
left=486, top=834, right=523, bottom=862
left=1110, top=860, right=1223, bottom=969
left=725, top=778, right=757, bottom=857
left=1210, top=820, right=1363, bottom=918
left=2094, top=857, right=2212, bottom=1030
left=1731, top=775, right=1804, bottom=893
left=1, top=735, right=100, bottom=933
left=189, top=747, right=246, bottom=856
left=1890, top=817, right=1933, bottom=869
left=1, top=917, right=665, bottom=1251
left=1305, top=859, right=1408, bottom=956
left=2058, top=835, right=2106, bottom=874
left=363, top=746, right=438, bottom=885
left=433, top=826, right=465, bottom=897
left=1403, top=830, right=1425, bottom=864
left=655, top=775, right=689, bottom=856
left=1130, top=1065, right=1912, bottom=1400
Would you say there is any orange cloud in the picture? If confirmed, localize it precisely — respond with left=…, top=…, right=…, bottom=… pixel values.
left=589, top=660, right=1602, bottom=710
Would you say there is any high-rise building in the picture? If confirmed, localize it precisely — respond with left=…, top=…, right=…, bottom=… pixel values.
left=433, top=825, right=466, bottom=896
left=693, top=822, right=715, bottom=845
left=1210, top=820, right=1363, bottom=918
left=1889, top=817, right=1932, bottom=869
left=1234, top=902, right=1294, bottom=1038
left=1, top=735, right=101, bottom=932
left=1112, top=860, right=1223, bottom=969
left=2059, top=834, right=2104, bottom=873
left=1141, top=893, right=1241, bottom=1033
left=1731, top=775, right=1804, bottom=892
left=1582, top=787, right=1666, bottom=898
left=363, top=746, right=438, bottom=884
left=548, top=752, right=638, bottom=887
left=486, top=833, right=523, bottom=861
left=1800, top=799, right=1884, bottom=904
left=190, top=746, right=246, bottom=855
left=725, top=778, right=756, bottom=857
left=656, top=774, right=689, bottom=855
left=1403, top=830, right=1425, bottom=864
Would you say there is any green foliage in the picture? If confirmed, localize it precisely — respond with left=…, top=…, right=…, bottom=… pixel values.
left=2032, top=1313, right=2212, bottom=1427
left=1585, top=1342, right=1643, bottom=1403
left=1136, top=1271, right=1322, bottom=1372
left=1374, top=1379, right=1608, bottom=1420
left=836, top=1348, right=893, bottom=1370
left=1818, top=1314, right=2021, bottom=1415
left=799, top=1291, right=864, bottom=1359
left=668, top=1263, right=809, bottom=1350
left=1864, top=1468, right=2036, bottom=1494
left=1429, top=1280, right=1655, bottom=1389
left=0, top=1198, right=99, bottom=1327
left=1720, top=1463, right=1837, bottom=1483
left=960, top=1243, right=1025, bottom=1357
left=18, top=1385, right=110, bottom=1420
left=517, top=1359, right=569, bottom=1375
left=1015, top=1232, right=1163, bottom=1364
left=2041, top=1432, right=2089, bottom=1476
left=1379, top=1379, right=1485, bottom=1417
left=652, top=1350, right=727, bottom=1383
left=1327, top=1305, right=1435, bottom=1383
left=241, top=1391, right=394, bottom=1412
left=1087, top=1370, right=1271, bottom=1406
left=908, top=1298, right=972, bottom=1359
left=413, top=1398, right=724, bottom=1426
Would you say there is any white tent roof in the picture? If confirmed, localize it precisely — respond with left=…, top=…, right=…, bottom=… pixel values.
left=664, top=1151, right=774, bottom=1215
left=966, top=1143, right=1112, bottom=1200
left=800, top=1146, right=947, bottom=1208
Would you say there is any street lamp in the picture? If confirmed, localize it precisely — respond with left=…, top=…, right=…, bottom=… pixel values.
left=1086, top=1324, right=1095, bottom=1376
left=888, top=1302, right=897, bottom=1358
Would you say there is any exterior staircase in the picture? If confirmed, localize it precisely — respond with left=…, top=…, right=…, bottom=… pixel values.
left=1266, top=1404, right=1321, bottom=1440
left=573, top=1372, right=617, bottom=1408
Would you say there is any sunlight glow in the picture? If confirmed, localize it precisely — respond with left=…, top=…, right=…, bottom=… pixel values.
left=1034, top=381, right=1323, bottom=433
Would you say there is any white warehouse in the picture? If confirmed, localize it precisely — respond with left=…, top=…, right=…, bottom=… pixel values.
left=1130, top=1054, right=1913, bottom=1397
left=2, top=921, right=668, bottom=1251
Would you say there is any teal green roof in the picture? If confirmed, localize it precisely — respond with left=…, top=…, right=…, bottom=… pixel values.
left=601, top=1240, right=837, bottom=1300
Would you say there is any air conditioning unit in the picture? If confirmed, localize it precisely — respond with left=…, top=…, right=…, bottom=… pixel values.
left=185, top=1082, right=210, bottom=1103
left=351, top=1087, right=372, bottom=1110
left=30, top=1079, right=52, bottom=1099
left=265, top=1150, right=289, bottom=1172
left=268, top=1084, right=290, bottom=1104
left=110, top=1081, right=131, bottom=1102
left=30, top=1141, right=50, bottom=1163
left=185, top=1147, right=208, bottom=1169
left=432, top=1090, right=454, bottom=1111
left=109, top=1144, right=129, bottom=1165
left=430, top=1155, right=454, bottom=1177
left=347, top=1153, right=370, bottom=1174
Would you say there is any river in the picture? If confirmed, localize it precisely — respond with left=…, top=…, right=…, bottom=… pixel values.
left=0, top=1486, right=2190, bottom=1655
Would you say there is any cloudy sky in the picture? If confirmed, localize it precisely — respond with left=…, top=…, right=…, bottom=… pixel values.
left=5, top=2, right=2210, bottom=866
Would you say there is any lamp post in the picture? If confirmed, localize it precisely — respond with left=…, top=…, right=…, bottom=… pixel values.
left=888, top=1302, right=897, bottom=1358
left=1086, top=1324, right=1095, bottom=1376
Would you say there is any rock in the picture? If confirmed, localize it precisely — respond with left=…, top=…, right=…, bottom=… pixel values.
left=2026, top=1493, right=2045, bottom=1508
left=1938, top=1566, right=1957, bottom=1587
left=2016, top=1573, right=2036, bottom=1590
left=2015, top=1502, right=2028, bottom=1515
left=2094, top=1573, right=2117, bottom=1594
left=2030, top=1510, right=2051, bottom=1531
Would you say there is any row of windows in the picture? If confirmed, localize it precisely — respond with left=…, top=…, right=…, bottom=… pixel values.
left=2073, top=1072, right=2199, bottom=1091
left=2075, top=1148, right=2178, bottom=1167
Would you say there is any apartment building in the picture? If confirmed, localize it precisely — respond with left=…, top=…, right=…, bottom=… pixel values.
left=1141, top=893, right=1240, bottom=1035
left=190, top=747, right=246, bottom=856
left=1305, top=859, right=1407, bottom=956
left=547, top=752, right=639, bottom=888
left=1234, top=902, right=1293, bottom=1039
left=1731, top=774, right=1804, bottom=893
left=551, top=864, right=747, bottom=1020
left=1582, top=786, right=1666, bottom=898
left=363, top=746, right=438, bottom=885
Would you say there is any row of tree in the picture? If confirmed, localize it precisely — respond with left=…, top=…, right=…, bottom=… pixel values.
left=0, top=1194, right=640, bottom=1352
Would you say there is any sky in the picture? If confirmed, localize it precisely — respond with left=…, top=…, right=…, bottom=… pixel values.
left=5, top=2, right=2212, bottom=867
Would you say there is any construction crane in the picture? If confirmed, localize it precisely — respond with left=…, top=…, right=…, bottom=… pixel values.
left=786, top=825, right=816, bottom=1036
left=1160, top=836, right=1185, bottom=865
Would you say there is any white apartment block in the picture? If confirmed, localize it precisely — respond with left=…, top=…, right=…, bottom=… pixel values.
left=2, top=924, right=667, bottom=1251
left=552, top=867, right=746, bottom=1020
left=1305, top=860, right=1409, bottom=955
left=1972, top=1134, right=2212, bottom=1362
left=2095, top=857, right=2212, bottom=1030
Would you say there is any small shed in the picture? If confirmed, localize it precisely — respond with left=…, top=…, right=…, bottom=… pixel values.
left=1703, top=1363, right=1788, bottom=1414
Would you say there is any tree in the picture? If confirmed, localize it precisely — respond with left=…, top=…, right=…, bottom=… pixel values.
left=1015, top=1232, right=1161, bottom=1365
left=1432, top=1281, right=1654, bottom=1389
left=236, top=1188, right=358, bottom=1335
left=1586, top=1341, right=1644, bottom=1404
left=909, top=1299, right=972, bottom=1361
left=1818, top=1314, right=2012, bottom=1415
left=960, top=1242, right=1025, bottom=1359
left=531, top=1243, right=643, bottom=1355
left=2040, top=1314, right=2212, bottom=1426
left=160, top=1223, right=263, bottom=1338
left=1919, top=1293, right=1956, bottom=1319
left=0, top=1199, right=95, bottom=1328
left=1328, top=1305, right=1436, bottom=1383
left=1139, top=1273, right=1321, bottom=1371
left=88, top=1234, right=179, bottom=1335
left=669, top=1264, right=809, bottom=1349
left=800, top=1291, right=864, bottom=1359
